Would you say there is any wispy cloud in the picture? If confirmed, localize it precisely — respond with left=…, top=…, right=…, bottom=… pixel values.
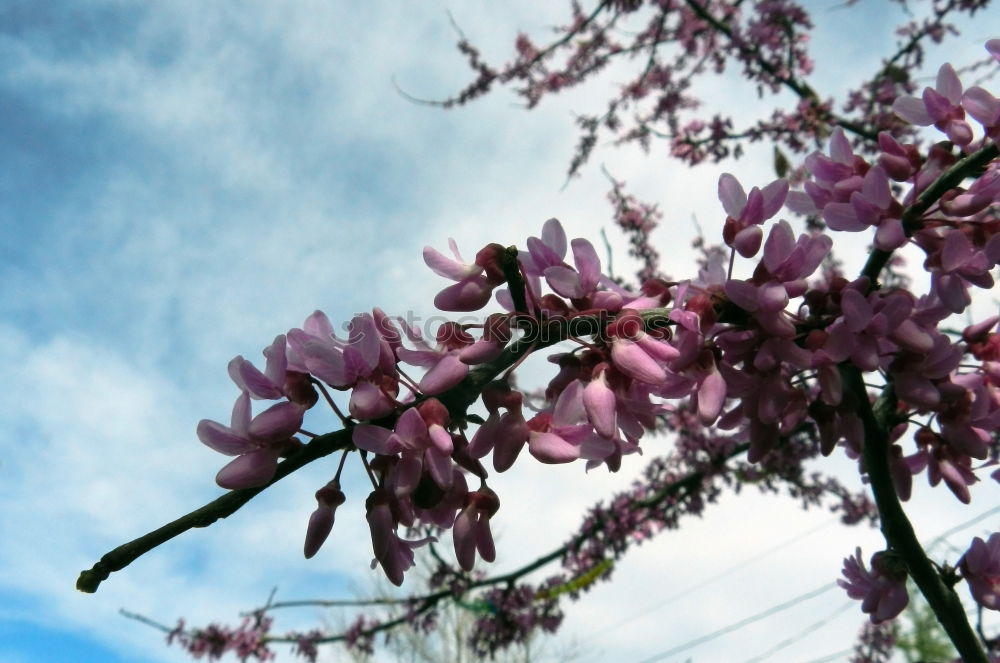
left=1, top=1, right=997, bottom=662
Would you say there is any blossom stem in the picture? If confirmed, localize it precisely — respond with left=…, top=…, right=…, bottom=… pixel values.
left=333, top=448, right=350, bottom=483
left=501, top=341, right=537, bottom=382
left=312, top=379, right=350, bottom=426
left=360, top=452, right=379, bottom=490
left=395, top=367, right=423, bottom=396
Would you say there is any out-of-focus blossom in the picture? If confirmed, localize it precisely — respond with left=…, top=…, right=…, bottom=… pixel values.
left=958, top=533, right=1000, bottom=610
left=893, top=64, right=973, bottom=146
left=718, top=173, right=789, bottom=257
left=838, top=548, right=909, bottom=623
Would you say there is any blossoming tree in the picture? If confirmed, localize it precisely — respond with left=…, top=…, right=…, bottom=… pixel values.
left=78, top=2, right=1000, bottom=661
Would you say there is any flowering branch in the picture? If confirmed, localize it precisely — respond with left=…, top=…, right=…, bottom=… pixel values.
left=77, top=302, right=674, bottom=594
left=860, top=139, right=1000, bottom=286
left=680, top=0, right=877, bottom=142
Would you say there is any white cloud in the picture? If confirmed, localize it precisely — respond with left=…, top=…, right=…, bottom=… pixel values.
left=2, top=1, right=999, bottom=662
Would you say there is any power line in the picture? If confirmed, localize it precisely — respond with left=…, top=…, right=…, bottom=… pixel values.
left=924, top=504, right=1000, bottom=548
left=797, top=647, right=853, bottom=663
left=581, top=516, right=838, bottom=644
left=742, top=601, right=855, bottom=663
left=632, top=504, right=1000, bottom=663
left=633, top=583, right=838, bottom=663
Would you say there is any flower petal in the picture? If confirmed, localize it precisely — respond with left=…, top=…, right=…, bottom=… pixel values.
left=718, top=173, right=747, bottom=218
left=197, top=420, right=253, bottom=456
left=528, top=431, right=580, bottom=463
left=216, top=448, right=280, bottom=489
left=248, top=401, right=304, bottom=441
left=353, top=424, right=401, bottom=454
left=423, top=245, right=480, bottom=280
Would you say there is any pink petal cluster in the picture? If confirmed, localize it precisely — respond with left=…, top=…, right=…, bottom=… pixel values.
left=893, top=64, right=973, bottom=146
left=197, top=392, right=304, bottom=489
left=959, top=533, right=1000, bottom=610
left=718, top=173, right=789, bottom=257
left=838, top=548, right=909, bottom=623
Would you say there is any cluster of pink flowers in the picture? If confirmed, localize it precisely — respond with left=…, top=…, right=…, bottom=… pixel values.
left=197, top=61, right=1000, bottom=618
left=172, top=31, right=1000, bottom=661
left=167, top=614, right=274, bottom=662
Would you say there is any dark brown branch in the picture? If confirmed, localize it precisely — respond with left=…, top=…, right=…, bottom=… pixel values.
left=840, top=366, right=989, bottom=663
left=80, top=301, right=676, bottom=594
left=845, top=138, right=1000, bottom=662
left=77, top=428, right=354, bottom=593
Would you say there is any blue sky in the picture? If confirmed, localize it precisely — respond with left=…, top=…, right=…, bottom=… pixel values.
left=1, top=2, right=998, bottom=662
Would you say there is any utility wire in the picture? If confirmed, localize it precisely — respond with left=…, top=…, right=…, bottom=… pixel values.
left=742, top=601, right=855, bottom=663
left=582, top=516, right=838, bottom=644
left=797, top=647, right=853, bottom=663
left=633, top=583, right=838, bottom=663
left=633, top=504, right=1000, bottom=663
left=769, top=505, right=1000, bottom=663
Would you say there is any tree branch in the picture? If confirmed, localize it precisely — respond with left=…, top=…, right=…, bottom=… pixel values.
left=80, top=303, right=675, bottom=593
left=76, top=428, right=353, bottom=593
left=682, top=0, right=879, bottom=143
left=840, top=366, right=989, bottom=663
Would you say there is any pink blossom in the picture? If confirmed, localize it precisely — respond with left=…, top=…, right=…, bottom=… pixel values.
left=877, top=132, right=920, bottom=181
left=396, top=321, right=470, bottom=395
left=348, top=377, right=398, bottom=420
left=605, top=309, right=678, bottom=384
left=962, top=86, right=1000, bottom=140
left=838, top=548, right=909, bottom=623
left=522, top=218, right=568, bottom=275
left=988, top=39, right=1000, bottom=63
left=911, top=428, right=979, bottom=504
left=893, top=63, right=973, bottom=146
left=424, top=239, right=504, bottom=312
left=544, top=238, right=604, bottom=299
left=582, top=364, right=618, bottom=438
left=287, top=311, right=384, bottom=388
left=718, top=173, right=789, bottom=257
left=227, top=335, right=318, bottom=408
left=468, top=382, right=529, bottom=472
left=453, top=488, right=500, bottom=571
left=366, top=493, right=435, bottom=586
left=354, top=401, right=455, bottom=490
left=786, top=129, right=864, bottom=215
left=526, top=381, right=615, bottom=465
left=958, top=533, right=1000, bottom=610
left=303, top=480, right=346, bottom=559
left=822, top=165, right=906, bottom=250
left=927, top=229, right=996, bottom=314
left=197, top=392, right=304, bottom=489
